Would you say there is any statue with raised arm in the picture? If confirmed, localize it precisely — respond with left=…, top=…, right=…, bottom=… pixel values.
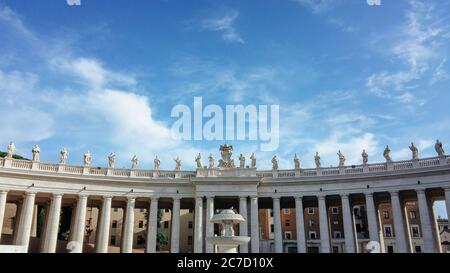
left=362, top=149, right=368, bottom=165
left=60, top=148, right=68, bottom=164
left=435, top=139, right=445, bottom=156
left=174, top=156, right=181, bottom=171
left=383, top=145, right=392, bottom=163
left=208, top=153, right=215, bottom=168
left=84, top=151, right=92, bottom=166
left=32, top=145, right=40, bottom=162
left=337, top=150, right=345, bottom=167
left=314, top=152, right=321, bottom=168
left=6, top=142, right=15, bottom=159
left=409, top=142, right=419, bottom=160
left=195, top=153, right=202, bottom=168
left=271, top=156, right=278, bottom=171
left=131, top=155, right=139, bottom=169
left=108, top=152, right=115, bottom=168
left=294, top=154, right=301, bottom=169
left=154, top=156, right=160, bottom=170
left=250, top=153, right=256, bottom=168
left=239, top=154, right=245, bottom=168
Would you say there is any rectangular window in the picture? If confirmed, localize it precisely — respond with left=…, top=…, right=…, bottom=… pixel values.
left=331, top=207, right=339, bottom=214
left=188, top=221, right=193, bottom=229
left=140, top=208, right=144, bottom=213
left=110, top=236, right=116, bottom=245
left=164, top=221, right=169, bottom=229
left=334, top=231, right=342, bottom=239
left=309, top=231, right=317, bottom=239
left=332, top=246, right=339, bottom=253
left=138, top=220, right=144, bottom=228
left=409, top=211, right=416, bottom=219
left=284, top=208, right=290, bottom=214
left=285, top=220, right=290, bottom=227
left=137, top=235, right=145, bottom=245
left=309, top=219, right=314, bottom=227
left=112, top=220, right=118, bottom=229
left=285, top=231, right=292, bottom=240
left=384, top=225, right=392, bottom=237
left=165, top=209, right=169, bottom=213
left=387, top=245, right=394, bottom=253
left=270, top=209, right=274, bottom=217
left=189, top=209, right=193, bottom=213
left=308, top=208, right=314, bottom=214
left=383, top=211, right=389, bottom=219
left=270, top=224, right=274, bottom=233
left=415, top=246, right=422, bottom=253
left=411, top=225, right=420, bottom=238
left=187, top=236, right=193, bottom=245
left=113, top=208, right=118, bottom=212
left=353, top=207, right=360, bottom=217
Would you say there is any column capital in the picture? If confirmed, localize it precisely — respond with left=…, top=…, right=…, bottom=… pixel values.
left=250, top=196, right=258, bottom=200
left=364, top=191, right=374, bottom=198
left=272, top=196, right=281, bottom=201
left=318, top=195, right=326, bottom=200
left=51, top=193, right=64, bottom=198
left=24, top=191, right=37, bottom=197
left=340, top=193, right=350, bottom=199
left=416, top=189, right=426, bottom=195
left=102, top=195, right=113, bottom=200
left=0, top=189, right=9, bottom=194
left=239, top=196, right=248, bottom=201
left=443, top=187, right=450, bottom=193
left=389, top=190, right=399, bottom=197
left=195, top=196, right=203, bottom=201
left=206, top=196, right=215, bottom=200
left=172, top=196, right=182, bottom=201
left=126, top=196, right=136, bottom=201
left=294, top=196, right=303, bottom=201
left=77, top=194, right=89, bottom=199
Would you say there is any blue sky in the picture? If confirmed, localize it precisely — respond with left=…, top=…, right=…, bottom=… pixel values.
left=0, top=0, right=450, bottom=215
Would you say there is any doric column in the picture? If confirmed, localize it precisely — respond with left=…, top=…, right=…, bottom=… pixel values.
left=294, top=196, right=306, bottom=253
left=205, top=197, right=214, bottom=253
left=272, top=197, right=283, bottom=253
left=41, top=193, right=63, bottom=253
left=96, top=195, right=112, bottom=253
left=170, top=197, right=181, bottom=253
left=0, top=190, right=8, bottom=241
left=121, top=197, right=135, bottom=253
left=239, top=196, right=249, bottom=253
left=390, top=191, right=407, bottom=253
left=416, top=190, right=436, bottom=253
left=341, top=194, right=355, bottom=253
left=364, top=192, right=380, bottom=244
left=14, top=191, right=36, bottom=249
left=146, top=197, right=158, bottom=253
left=72, top=194, right=88, bottom=253
left=250, top=196, right=259, bottom=253
left=445, top=188, right=450, bottom=232
left=194, top=197, right=203, bottom=253
left=318, top=195, right=331, bottom=253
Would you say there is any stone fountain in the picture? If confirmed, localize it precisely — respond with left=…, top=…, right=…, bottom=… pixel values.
left=206, top=207, right=251, bottom=253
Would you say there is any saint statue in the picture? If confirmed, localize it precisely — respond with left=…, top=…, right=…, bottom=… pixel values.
left=60, top=148, right=68, bottom=164
left=239, top=154, right=245, bottom=168
left=6, top=142, right=15, bottom=159
left=362, top=149, right=368, bottom=165
left=337, top=150, right=345, bottom=167
left=84, top=151, right=92, bottom=166
left=208, top=153, right=215, bottom=168
left=435, top=139, right=445, bottom=156
left=250, top=153, right=256, bottom=168
left=271, top=156, right=278, bottom=171
left=314, top=152, right=321, bottom=168
left=195, top=153, right=202, bottom=168
left=174, top=157, right=182, bottom=171
left=409, top=142, right=419, bottom=160
left=294, top=154, right=301, bottom=169
left=218, top=144, right=235, bottom=168
left=131, top=155, right=139, bottom=169
left=108, top=152, right=116, bottom=168
left=32, top=145, right=40, bottom=162
left=154, top=156, right=161, bottom=170
left=383, top=145, right=392, bottom=163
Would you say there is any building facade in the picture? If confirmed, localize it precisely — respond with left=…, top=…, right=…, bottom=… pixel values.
left=0, top=143, right=450, bottom=253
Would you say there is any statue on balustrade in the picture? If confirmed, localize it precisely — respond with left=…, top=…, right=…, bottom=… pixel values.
left=239, top=154, right=245, bottom=168
left=174, top=156, right=182, bottom=171
left=108, top=152, right=115, bottom=168
left=218, top=144, right=235, bottom=168
left=32, top=145, right=40, bottom=162
left=271, top=156, right=278, bottom=171
left=409, top=142, right=419, bottom=160
left=337, top=150, right=345, bottom=167
left=362, top=149, right=368, bottom=165
left=250, top=153, right=256, bottom=168
left=294, top=154, right=301, bottom=169
left=383, top=145, right=392, bottom=163
left=60, top=148, right=68, bottom=164
left=6, top=142, right=15, bottom=159
left=84, top=151, right=92, bottom=166
left=195, top=153, right=202, bottom=168
left=154, top=156, right=160, bottom=170
left=435, top=139, right=445, bottom=156
left=314, top=152, right=321, bottom=168
left=131, top=155, right=139, bottom=169
left=208, top=153, right=215, bottom=168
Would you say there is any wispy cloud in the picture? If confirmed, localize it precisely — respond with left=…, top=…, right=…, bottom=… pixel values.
left=291, top=0, right=338, bottom=14
left=201, top=10, right=244, bottom=44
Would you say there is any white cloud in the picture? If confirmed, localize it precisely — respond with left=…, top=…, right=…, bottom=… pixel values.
left=291, top=0, right=337, bottom=14
left=201, top=10, right=244, bottom=44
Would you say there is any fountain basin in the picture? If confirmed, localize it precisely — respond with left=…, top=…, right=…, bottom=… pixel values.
left=206, top=236, right=251, bottom=253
